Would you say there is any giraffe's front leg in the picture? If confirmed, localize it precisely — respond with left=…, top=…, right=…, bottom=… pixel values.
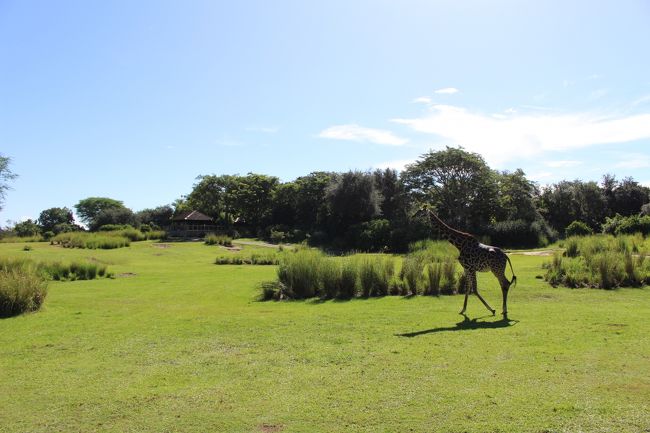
left=459, top=270, right=471, bottom=315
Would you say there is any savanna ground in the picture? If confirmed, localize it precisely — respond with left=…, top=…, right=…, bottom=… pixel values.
left=1, top=240, right=649, bottom=433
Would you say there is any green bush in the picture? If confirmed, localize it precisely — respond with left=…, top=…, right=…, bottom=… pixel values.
left=205, top=234, right=233, bottom=246
left=565, top=220, right=593, bottom=237
left=338, top=258, right=358, bottom=299
left=277, top=249, right=324, bottom=299
left=545, top=235, right=650, bottom=289
left=0, top=267, right=48, bottom=317
left=51, top=232, right=130, bottom=249
left=602, top=214, right=650, bottom=236
left=357, top=256, right=393, bottom=297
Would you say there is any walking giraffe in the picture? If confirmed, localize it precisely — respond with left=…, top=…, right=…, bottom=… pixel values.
left=417, top=205, right=517, bottom=316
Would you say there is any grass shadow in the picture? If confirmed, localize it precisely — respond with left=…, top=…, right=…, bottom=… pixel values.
left=396, top=314, right=519, bottom=337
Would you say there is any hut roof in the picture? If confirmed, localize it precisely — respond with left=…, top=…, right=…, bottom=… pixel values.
left=171, top=210, right=213, bottom=222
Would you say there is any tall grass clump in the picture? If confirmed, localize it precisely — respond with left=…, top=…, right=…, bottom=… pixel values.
left=357, top=256, right=394, bottom=297
left=400, top=255, right=424, bottom=296
left=338, top=258, right=359, bottom=299
left=277, top=249, right=325, bottom=299
left=0, top=267, right=48, bottom=317
left=215, top=250, right=280, bottom=265
left=205, top=234, right=233, bottom=247
left=545, top=234, right=650, bottom=289
left=52, top=232, right=130, bottom=249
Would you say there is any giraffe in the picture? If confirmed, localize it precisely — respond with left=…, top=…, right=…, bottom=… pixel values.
left=417, top=205, right=517, bottom=316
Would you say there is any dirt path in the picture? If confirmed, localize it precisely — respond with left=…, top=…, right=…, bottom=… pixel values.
left=509, top=249, right=559, bottom=256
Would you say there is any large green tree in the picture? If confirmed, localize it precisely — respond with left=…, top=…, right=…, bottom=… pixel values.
left=402, top=147, right=498, bottom=231
left=325, top=170, right=382, bottom=234
left=74, top=197, right=125, bottom=228
left=38, top=207, right=75, bottom=233
left=495, top=169, right=540, bottom=222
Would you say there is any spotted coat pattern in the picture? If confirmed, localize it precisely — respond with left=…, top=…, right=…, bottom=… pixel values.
left=422, top=208, right=517, bottom=316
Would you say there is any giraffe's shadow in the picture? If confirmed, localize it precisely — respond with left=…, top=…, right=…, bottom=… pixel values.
left=396, top=314, right=518, bottom=337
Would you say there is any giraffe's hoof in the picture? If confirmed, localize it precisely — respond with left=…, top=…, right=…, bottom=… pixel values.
left=491, top=310, right=496, bottom=315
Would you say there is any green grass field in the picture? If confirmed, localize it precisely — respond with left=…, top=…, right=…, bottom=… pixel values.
left=1, top=241, right=649, bottom=433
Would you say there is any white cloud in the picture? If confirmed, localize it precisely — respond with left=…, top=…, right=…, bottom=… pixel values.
left=319, top=124, right=408, bottom=146
left=434, top=87, right=459, bottom=95
left=413, top=96, right=432, bottom=104
left=545, top=160, right=582, bottom=168
left=392, top=104, right=650, bottom=166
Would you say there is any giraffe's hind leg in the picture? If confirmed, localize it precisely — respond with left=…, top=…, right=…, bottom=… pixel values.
left=461, top=271, right=495, bottom=315
left=493, top=266, right=512, bottom=316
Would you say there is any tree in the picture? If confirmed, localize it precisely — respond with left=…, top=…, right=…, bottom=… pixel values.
left=13, top=219, right=40, bottom=237
left=74, top=197, right=125, bottom=228
left=91, top=207, right=137, bottom=231
left=0, top=155, right=17, bottom=211
left=271, top=182, right=299, bottom=228
left=402, top=147, right=498, bottom=231
left=325, top=170, right=382, bottom=234
left=136, top=205, right=174, bottom=229
left=231, top=173, right=279, bottom=230
left=186, top=175, right=232, bottom=222
left=538, top=180, right=607, bottom=232
left=373, top=168, right=407, bottom=222
left=495, top=169, right=540, bottom=222
left=38, top=207, right=75, bottom=233
left=293, top=172, right=334, bottom=231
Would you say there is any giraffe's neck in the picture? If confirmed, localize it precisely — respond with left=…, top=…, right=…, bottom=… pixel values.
left=428, top=212, right=475, bottom=250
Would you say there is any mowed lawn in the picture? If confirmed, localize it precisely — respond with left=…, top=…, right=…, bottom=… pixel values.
left=1, top=241, right=649, bottom=433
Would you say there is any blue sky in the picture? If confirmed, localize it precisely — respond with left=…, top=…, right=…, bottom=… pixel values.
left=1, top=0, right=650, bottom=224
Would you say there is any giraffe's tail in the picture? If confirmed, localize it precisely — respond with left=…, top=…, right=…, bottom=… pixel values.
left=506, top=254, right=517, bottom=289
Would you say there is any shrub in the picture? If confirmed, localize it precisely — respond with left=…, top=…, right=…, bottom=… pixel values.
left=602, top=214, right=650, bottom=236
left=0, top=267, right=48, bottom=317
left=338, top=258, right=358, bottom=299
left=357, top=256, right=393, bottom=297
left=544, top=235, right=650, bottom=289
left=565, top=220, right=593, bottom=237
left=400, top=255, right=424, bottom=296
left=205, top=234, right=233, bottom=246
left=277, top=249, right=324, bottom=299
left=319, top=259, right=341, bottom=299
left=51, top=232, right=130, bottom=249
left=269, top=230, right=286, bottom=244
left=424, top=263, right=442, bottom=296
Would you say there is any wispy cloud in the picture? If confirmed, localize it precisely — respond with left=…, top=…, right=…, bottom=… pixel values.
left=413, top=96, right=432, bottom=104
left=434, top=87, right=459, bottom=95
left=319, top=124, right=408, bottom=146
left=392, top=104, right=650, bottom=166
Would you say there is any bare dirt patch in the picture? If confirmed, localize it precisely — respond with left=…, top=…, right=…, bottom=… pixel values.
left=152, top=244, right=171, bottom=249
left=117, top=272, right=137, bottom=278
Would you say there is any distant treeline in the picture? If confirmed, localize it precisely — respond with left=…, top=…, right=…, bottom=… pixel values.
left=5, top=147, right=650, bottom=250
